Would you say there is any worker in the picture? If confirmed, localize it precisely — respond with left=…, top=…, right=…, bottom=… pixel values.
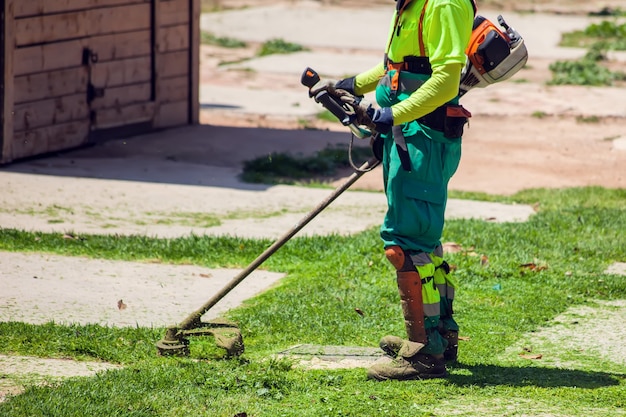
left=310, top=0, right=476, bottom=380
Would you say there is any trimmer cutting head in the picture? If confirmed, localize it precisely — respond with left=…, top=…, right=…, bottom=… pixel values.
left=156, top=332, right=190, bottom=356
left=156, top=319, right=244, bottom=357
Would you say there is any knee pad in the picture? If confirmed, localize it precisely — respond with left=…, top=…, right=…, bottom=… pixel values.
left=384, top=246, right=414, bottom=272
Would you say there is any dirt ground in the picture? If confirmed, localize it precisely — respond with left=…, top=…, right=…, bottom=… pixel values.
left=199, top=0, right=626, bottom=195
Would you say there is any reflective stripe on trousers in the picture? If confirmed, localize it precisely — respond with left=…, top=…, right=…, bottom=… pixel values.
left=410, top=252, right=440, bottom=328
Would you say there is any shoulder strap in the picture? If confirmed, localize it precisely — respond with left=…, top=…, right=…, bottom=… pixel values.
left=417, top=0, right=429, bottom=56
left=469, top=0, right=477, bottom=15
left=388, top=0, right=474, bottom=57
left=386, top=0, right=413, bottom=54
left=396, top=0, right=413, bottom=14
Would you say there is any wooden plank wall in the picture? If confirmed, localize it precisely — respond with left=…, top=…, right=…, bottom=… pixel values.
left=4, top=0, right=199, bottom=163
left=1, top=0, right=15, bottom=163
left=154, top=0, right=194, bottom=128
left=12, top=0, right=151, bottom=159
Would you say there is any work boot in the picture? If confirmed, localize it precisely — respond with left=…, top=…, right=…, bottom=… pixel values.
left=379, top=335, right=426, bottom=358
left=379, top=334, right=450, bottom=360
left=379, top=335, right=405, bottom=358
left=441, top=330, right=458, bottom=362
left=367, top=353, right=447, bottom=381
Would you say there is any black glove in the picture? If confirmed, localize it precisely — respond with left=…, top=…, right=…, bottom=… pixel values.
left=355, top=104, right=393, bottom=134
left=334, top=77, right=357, bottom=95
left=370, top=107, right=393, bottom=134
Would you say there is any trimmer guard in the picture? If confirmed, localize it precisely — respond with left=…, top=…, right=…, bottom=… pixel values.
left=156, top=318, right=244, bottom=357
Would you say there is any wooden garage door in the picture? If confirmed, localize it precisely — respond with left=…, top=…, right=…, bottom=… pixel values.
left=11, top=0, right=156, bottom=159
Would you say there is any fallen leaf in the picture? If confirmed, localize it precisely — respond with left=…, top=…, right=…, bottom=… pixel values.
left=485, top=217, right=497, bottom=221
left=519, top=353, right=543, bottom=360
left=458, top=336, right=471, bottom=341
left=480, top=255, right=489, bottom=267
left=520, top=263, right=548, bottom=272
left=355, top=308, right=365, bottom=317
left=199, top=273, right=212, bottom=278
left=117, top=299, right=127, bottom=310
left=442, top=242, right=463, bottom=254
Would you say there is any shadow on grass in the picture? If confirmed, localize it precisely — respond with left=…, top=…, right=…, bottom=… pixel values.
left=449, top=363, right=624, bottom=389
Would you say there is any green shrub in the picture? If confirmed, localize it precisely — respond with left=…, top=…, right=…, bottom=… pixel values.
left=257, top=38, right=309, bottom=56
left=560, top=20, right=626, bottom=50
left=201, top=31, right=247, bottom=48
left=548, top=43, right=625, bottom=86
left=240, top=145, right=373, bottom=184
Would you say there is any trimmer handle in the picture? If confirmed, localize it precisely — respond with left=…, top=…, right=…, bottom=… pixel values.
left=301, top=67, right=351, bottom=125
left=301, top=67, right=321, bottom=88
left=301, top=67, right=372, bottom=139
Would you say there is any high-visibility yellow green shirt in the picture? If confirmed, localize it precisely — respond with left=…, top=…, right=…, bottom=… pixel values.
left=354, top=0, right=474, bottom=124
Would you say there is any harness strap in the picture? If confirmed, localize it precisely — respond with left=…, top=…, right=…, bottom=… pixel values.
left=417, top=0, right=429, bottom=56
left=386, top=0, right=430, bottom=97
left=386, top=0, right=414, bottom=54
left=436, top=260, right=451, bottom=274
left=385, top=0, right=475, bottom=171
left=388, top=0, right=476, bottom=56
left=421, top=275, right=435, bottom=285
left=392, top=125, right=413, bottom=172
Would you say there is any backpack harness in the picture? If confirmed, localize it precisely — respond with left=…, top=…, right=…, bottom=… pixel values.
left=383, top=0, right=477, bottom=171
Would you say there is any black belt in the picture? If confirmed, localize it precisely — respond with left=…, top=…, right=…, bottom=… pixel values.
left=401, top=56, right=432, bottom=75
left=418, top=105, right=446, bottom=131
left=384, top=55, right=432, bottom=75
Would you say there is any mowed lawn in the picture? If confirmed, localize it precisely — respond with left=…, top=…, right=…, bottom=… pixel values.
left=0, top=187, right=625, bottom=416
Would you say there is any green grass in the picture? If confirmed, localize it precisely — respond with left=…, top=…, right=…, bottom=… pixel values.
left=1, top=186, right=625, bottom=416
left=576, top=115, right=601, bottom=123
left=240, top=143, right=374, bottom=184
left=531, top=110, right=548, bottom=118
left=552, top=20, right=626, bottom=85
left=560, top=20, right=626, bottom=50
left=257, top=38, right=309, bottom=56
left=200, top=31, right=247, bottom=48
left=589, top=7, right=626, bottom=17
left=549, top=44, right=626, bottom=86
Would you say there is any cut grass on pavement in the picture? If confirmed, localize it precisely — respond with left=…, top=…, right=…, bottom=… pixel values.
left=0, top=186, right=625, bottom=416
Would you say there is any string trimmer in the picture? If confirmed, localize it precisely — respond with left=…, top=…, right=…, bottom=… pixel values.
left=156, top=8, right=528, bottom=355
left=155, top=69, right=380, bottom=357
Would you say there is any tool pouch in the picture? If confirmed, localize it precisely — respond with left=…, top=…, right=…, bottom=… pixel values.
left=443, top=104, right=472, bottom=139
